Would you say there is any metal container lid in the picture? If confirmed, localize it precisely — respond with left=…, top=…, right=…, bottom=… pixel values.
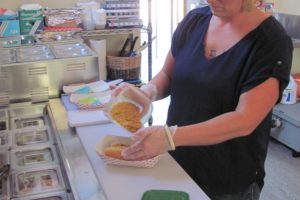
left=273, top=102, right=300, bottom=127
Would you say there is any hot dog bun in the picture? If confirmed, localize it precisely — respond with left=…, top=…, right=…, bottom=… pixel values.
left=104, top=143, right=129, bottom=160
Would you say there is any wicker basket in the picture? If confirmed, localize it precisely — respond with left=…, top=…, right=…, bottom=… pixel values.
left=107, top=54, right=141, bottom=80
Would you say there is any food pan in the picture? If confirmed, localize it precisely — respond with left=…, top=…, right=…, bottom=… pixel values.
left=16, top=45, right=54, bottom=62
left=12, top=166, right=65, bottom=197
left=10, top=145, right=58, bottom=170
left=9, top=105, right=45, bottom=118
left=51, top=43, right=92, bottom=58
left=0, top=132, right=11, bottom=149
left=11, top=190, right=68, bottom=200
left=11, top=116, right=45, bottom=130
left=13, top=128, right=52, bottom=147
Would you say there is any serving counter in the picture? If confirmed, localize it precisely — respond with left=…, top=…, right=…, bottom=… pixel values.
left=47, top=98, right=210, bottom=200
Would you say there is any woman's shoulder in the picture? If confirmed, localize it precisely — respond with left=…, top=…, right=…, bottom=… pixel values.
left=187, top=6, right=211, bottom=18
left=179, top=6, right=211, bottom=30
left=257, top=16, right=291, bottom=40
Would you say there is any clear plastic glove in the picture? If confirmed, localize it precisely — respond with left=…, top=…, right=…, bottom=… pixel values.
left=111, top=82, right=157, bottom=102
left=140, top=83, right=157, bottom=102
left=110, top=82, right=131, bottom=97
left=107, top=83, right=152, bottom=122
left=121, top=125, right=170, bottom=161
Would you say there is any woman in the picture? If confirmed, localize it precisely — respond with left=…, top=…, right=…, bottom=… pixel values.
left=117, top=0, right=293, bottom=199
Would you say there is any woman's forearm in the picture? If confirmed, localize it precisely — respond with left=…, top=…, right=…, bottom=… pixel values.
left=173, top=111, right=255, bottom=146
left=173, top=77, right=279, bottom=147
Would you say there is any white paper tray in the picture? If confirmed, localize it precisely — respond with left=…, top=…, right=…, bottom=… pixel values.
left=95, top=135, right=160, bottom=168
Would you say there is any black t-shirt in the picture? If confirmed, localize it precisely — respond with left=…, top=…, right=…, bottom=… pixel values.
left=168, top=7, right=293, bottom=197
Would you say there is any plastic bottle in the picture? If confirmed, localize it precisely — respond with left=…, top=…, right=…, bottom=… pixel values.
left=82, top=10, right=95, bottom=31
left=281, top=75, right=297, bottom=104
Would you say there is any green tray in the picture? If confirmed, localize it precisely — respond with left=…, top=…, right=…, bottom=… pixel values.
left=142, top=189, right=189, bottom=200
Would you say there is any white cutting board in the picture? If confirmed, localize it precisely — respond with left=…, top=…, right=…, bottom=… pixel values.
left=76, top=123, right=210, bottom=200
left=61, top=94, right=111, bottom=127
left=67, top=110, right=111, bottom=127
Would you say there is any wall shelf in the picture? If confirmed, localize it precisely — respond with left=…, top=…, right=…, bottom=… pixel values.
left=77, top=28, right=142, bottom=37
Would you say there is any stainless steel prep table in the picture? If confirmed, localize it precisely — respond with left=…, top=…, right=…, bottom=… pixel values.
left=47, top=99, right=210, bottom=200
left=0, top=43, right=98, bottom=107
left=47, top=99, right=107, bottom=200
left=0, top=101, right=107, bottom=200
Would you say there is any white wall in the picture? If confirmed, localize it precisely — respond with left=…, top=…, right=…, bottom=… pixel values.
left=275, top=0, right=300, bottom=15
left=3, top=0, right=103, bottom=10
left=274, top=0, right=300, bottom=73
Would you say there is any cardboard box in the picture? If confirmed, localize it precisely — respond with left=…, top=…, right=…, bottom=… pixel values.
left=19, top=9, right=44, bottom=34
left=0, top=20, right=20, bottom=37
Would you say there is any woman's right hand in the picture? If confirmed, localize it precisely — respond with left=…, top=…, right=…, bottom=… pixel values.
left=110, top=82, right=132, bottom=97
left=122, top=125, right=171, bottom=160
left=111, top=82, right=157, bottom=102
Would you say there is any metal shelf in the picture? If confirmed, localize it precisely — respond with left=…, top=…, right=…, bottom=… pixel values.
left=76, top=28, right=141, bottom=37
left=76, top=0, right=153, bottom=82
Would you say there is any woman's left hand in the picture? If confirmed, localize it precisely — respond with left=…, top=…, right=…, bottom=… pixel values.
left=122, top=125, right=170, bottom=160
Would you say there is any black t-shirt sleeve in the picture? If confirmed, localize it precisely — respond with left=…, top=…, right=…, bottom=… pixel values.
left=171, top=11, right=193, bottom=57
left=240, top=34, right=293, bottom=103
left=171, top=7, right=210, bottom=57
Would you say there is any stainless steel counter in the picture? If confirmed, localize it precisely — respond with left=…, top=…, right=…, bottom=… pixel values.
left=46, top=98, right=210, bottom=200
left=0, top=42, right=99, bottom=107
left=47, top=99, right=107, bottom=200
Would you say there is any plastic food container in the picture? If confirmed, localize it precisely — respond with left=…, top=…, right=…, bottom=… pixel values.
left=95, top=135, right=160, bottom=168
left=10, top=145, right=58, bottom=170
left=51, top=43, right=92, bottom=58
left=0, top=132, right=11, bottom=149
left=13, top=129, right=52, bottom=147
left=11, top=116, right=45, bottom=130
left=12, top=166, right=65, bottom=198
left=142, top=190, right=189, bottom=200
left=11, top=190, right=68, bottom=200
left=16, top=45, right=54, bottom=62
left=104, top=85, right=153, bottom=133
